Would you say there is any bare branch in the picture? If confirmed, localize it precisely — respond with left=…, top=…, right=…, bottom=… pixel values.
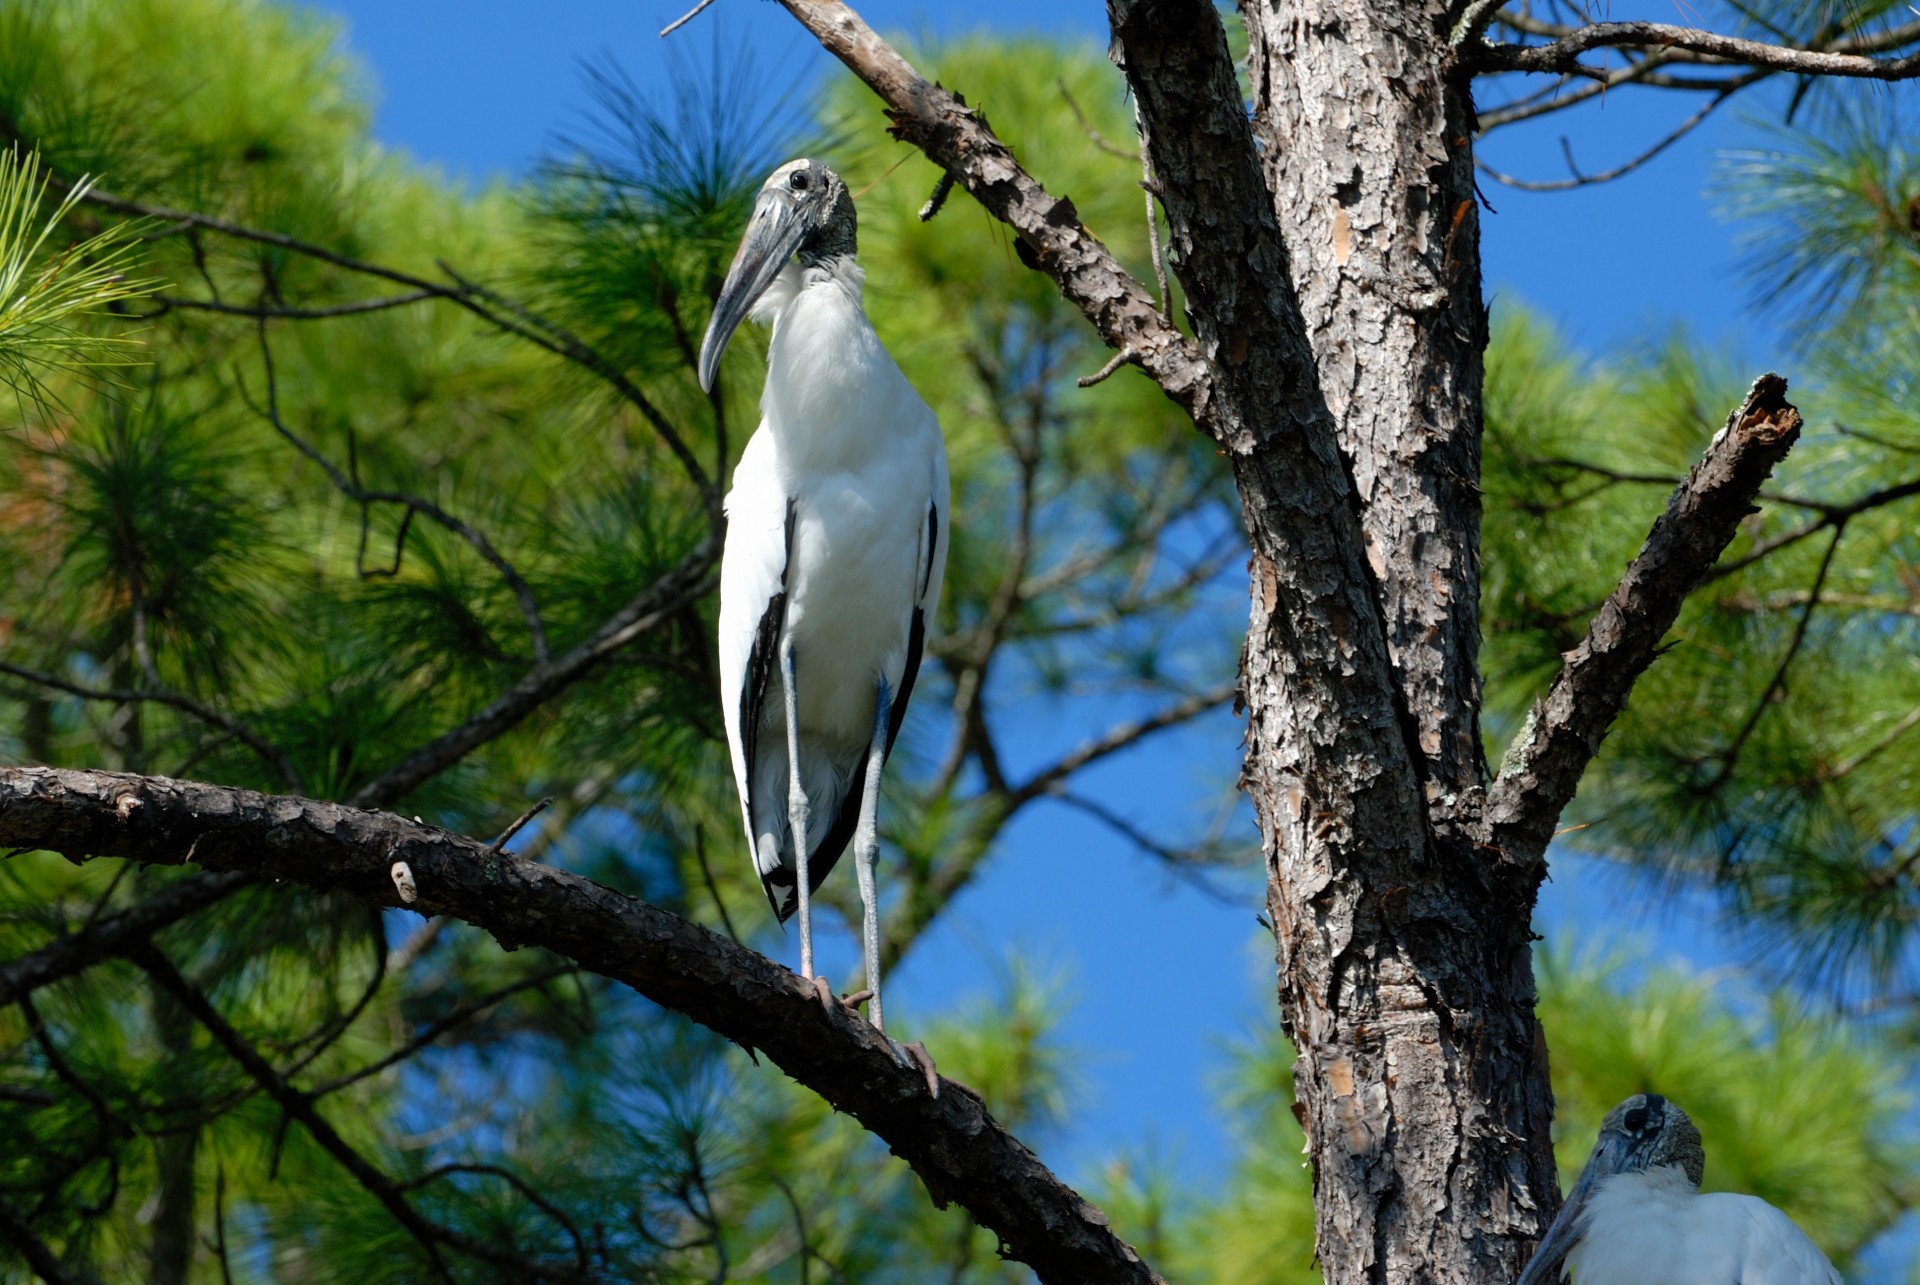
left=1049, top=791, right=1241, bottom=903
left=1486, top=374, right=1804, bottom=862
left=1703, top=474, right=1920, bottom=585
left=658, top=0, right=718, bottom=38
left=0, top=765, right=1165, bottom=1285
left=1475, top=21, right=1920, bottom=81
left=143, top=289, right=438, bottom=319
left=1009, top=683, right=1237, bottom=805
left=1698, top=528, right=1842, bottom=794
left=312, top=964, right=579, bottom=1098
left=1476, top=89, right=1732, bottom=190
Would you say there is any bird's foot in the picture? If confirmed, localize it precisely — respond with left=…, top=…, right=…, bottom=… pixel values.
left=810, top=974, right=838, bottom=1017
left=884, top=1037, right=940, bottom=1099
left=840, top=988, right=873, bottom=1011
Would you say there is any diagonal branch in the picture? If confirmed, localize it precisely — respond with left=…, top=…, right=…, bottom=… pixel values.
left=127, top=942, right=578, bottom=1283
left=770, top=0, right=1206, bottom=412
left=1485, top=373, right=1804, bottom=862
left=1008, top=683, right=1237, bottom=805
left=343, top=545, right=717, bottom=808
left=0, top=765, right=1164, bottom=1285
left=0, top=870, right=252, bottom=1008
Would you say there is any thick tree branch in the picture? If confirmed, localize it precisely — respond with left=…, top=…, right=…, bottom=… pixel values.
left=1486, top=373, right=1804, bottom=861
left=1476, top=21, right=1920, bottom=80
left=0, top=765, right=1163, bottom=1285
left=770, top=0, right=1210, bottom=416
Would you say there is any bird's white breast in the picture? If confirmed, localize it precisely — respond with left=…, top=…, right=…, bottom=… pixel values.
left=1565, top=1168, right=1840, bottom=1285
left=743, top=261, right=947, bottom=749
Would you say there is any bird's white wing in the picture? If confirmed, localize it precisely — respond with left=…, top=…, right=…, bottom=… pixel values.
left=1698, top=1194, right=1841, bottom=1285
left=717, top=429, right=791, bottom=891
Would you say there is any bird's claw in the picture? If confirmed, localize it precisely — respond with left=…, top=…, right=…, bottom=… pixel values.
left=810, top=974, right=837, bottom=1016
left=840, top=988, right=873, bottom=1010
left=885, top=1037, right=940, bottom=1099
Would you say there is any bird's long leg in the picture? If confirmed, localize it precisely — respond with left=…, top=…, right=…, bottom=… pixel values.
left=855, top=674, right=938, bottom=1097
left=781, top=634, right=813, bottom=981
left=855, top=674, right=892, bottom=1032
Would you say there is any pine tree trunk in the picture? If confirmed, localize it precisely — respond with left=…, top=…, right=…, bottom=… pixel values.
left=1113, top=2, right=1559, bottom=1280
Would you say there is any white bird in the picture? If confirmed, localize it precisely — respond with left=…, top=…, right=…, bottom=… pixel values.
left=1518, top=1093, right=1841, bottom=1285
left=699, top=158, right=947, bottom=1080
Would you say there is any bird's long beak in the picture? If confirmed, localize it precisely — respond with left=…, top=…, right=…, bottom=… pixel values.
left=698, top=189, right=808, bottom=392
left=1515, top=1134, right=1629, bottom=1285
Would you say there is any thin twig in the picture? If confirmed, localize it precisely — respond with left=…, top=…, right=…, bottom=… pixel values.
left=312, top=965, right=579, bottom=1098
left=0, top=660, right=302, bottom=792
left=246, top=318, right=552, bottom=663
left=144, top=290, right=437, bottom=319
left=693, top=830, right=742, bottom=945
left=1058, top=80, right=1134, bottom=159
left=485, top=796, right=555, bottom=859
left=1049, top=791, right=1240, bottom=904
left=1077, top=347, right=1137, bottom=388
left=64, top=179, right=715, bottom=498
left=1475, top=19, right=1920, bottom=80
left=399, top=1163, right=589, bottom=1275
left=1009, top=682, right=1237, bottom=804
left=1135, top=102, right=1171, bottom=317
left=1476, top=88, right=1732, bottom=190
left=1700, top=526, right=1843, bottom=793
left=659, top=0, right=719, bottom=38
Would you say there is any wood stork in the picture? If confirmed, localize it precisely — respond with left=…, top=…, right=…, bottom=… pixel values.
left=699, top=158, right=947, bottom=1080
left=1517, top=1093, right=1841, bottom=1285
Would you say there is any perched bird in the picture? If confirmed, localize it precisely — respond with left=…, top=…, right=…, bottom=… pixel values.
left=1518, top=1093, right=1840, bottom=1285
left=700, top=158, right=947, bottom=1077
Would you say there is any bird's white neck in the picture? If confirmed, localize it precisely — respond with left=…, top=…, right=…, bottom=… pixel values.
left=755, top=257, right=913, bottom=473
left=748, top=257, right=866, bottom=329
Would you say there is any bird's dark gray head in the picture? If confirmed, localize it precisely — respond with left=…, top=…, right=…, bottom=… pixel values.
left=1596, top=1093, right=1705, bottom=1187
left=697, top=158, right=857, bottom=391
left=1516, top=1094, right=1707, bottom=1285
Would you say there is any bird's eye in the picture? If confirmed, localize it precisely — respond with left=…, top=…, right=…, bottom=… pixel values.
left=1623, top=1107, right=1649, bottom=1132
left=789, top=170, right=810, bottom=192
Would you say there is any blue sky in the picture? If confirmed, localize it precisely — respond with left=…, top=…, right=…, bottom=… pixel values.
left=309, top=0, right=1824, bottom=1218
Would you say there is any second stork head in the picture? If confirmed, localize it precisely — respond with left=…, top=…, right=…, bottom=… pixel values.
left=698, top=158, right=856, bottom=393
left=1517, top=1093, right=1704, bottom=1285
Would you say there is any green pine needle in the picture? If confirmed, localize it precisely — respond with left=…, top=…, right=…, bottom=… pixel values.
left=0, top=147, right=161, bottom=402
